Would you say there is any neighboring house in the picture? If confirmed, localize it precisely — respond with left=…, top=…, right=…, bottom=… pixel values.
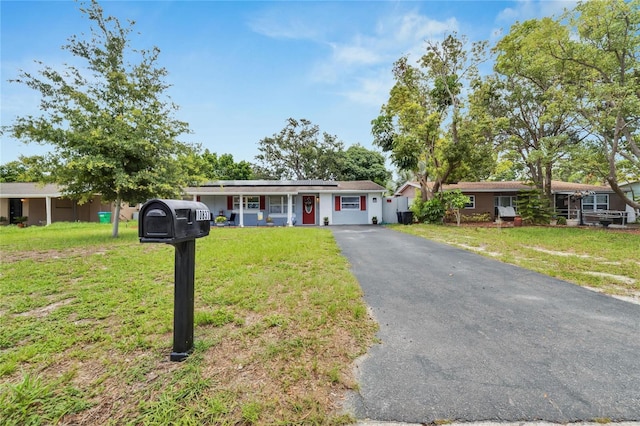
left=185, top=180, right=386, bottom=227
left=395, top=180, right=627, bottom=224
left=620, top=181, right=640, bottom=223
left=0, top=182, right=138, bottom=226
left=0, top=180, right=386, bottom=227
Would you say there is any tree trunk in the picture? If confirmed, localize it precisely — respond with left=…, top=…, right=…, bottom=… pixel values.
left=544, top=164, right=553, bottom=203
left=112, top=198, right=121, bottom=238
left=607, top=175, right=640, bottom=210
left=419, top=173, right=431, bottom=201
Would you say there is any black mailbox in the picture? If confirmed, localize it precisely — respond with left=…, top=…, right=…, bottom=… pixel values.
left=138, top=199, right=211, bottom=362
left=139, top=199, right=210, bottom=244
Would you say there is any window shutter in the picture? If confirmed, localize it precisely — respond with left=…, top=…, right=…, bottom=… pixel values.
left=360, top=195, right=366, bottom=211
left=227, top=196, right=233, bottom=210
left=196, top=195, right=201, bottom=202
left=335, top=196, right=341, bottom=211
left=260, top=196, right=266, bottom=210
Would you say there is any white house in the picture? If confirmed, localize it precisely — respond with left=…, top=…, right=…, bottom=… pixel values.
left=186, top=180, right=386, bottom=227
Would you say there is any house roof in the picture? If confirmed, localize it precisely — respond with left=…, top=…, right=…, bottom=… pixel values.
left=395, top=180, right=614, bottom=196
left=0, top=180, right=386, bottom=199
left=0, top=182, right=63, bottom=198
left=187, top=180, right=386, bottom=195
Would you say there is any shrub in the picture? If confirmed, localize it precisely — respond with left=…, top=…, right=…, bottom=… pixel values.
left=461, top=213, right=492, bottom=223
left=516, top=189, right=551, bottom=225
left=411, top=197, right=445, bottom=224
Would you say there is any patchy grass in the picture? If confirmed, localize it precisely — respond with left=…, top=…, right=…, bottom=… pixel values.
left=391, top=224, right=640, bottom=299
left=0, top=223, right=377, bottom=425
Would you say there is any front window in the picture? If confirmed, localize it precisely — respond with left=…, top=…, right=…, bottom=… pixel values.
left=464, top=195, right=475, bottom=209
left=269, top=195, right=294, bottom=214
left=495, top=196, right=516, bottom=208
left=341, top=196, right=360, bottom=210
left=233, top=195, right=259, bottom=210
left=582, top=194, right=608, bottom=211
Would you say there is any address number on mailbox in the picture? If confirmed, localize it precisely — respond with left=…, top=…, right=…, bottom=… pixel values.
left=195, top=209, right=210, bottom=221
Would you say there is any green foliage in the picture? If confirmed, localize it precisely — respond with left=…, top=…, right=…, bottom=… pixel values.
left=491, top=18, right=582, bottom=198
left=489, top=0, right=640, bottom=209
left=563, top=0, right=640, bottom=209
left=373, top=33, right=492, bottom=199
left=441, top=190, right=471, bottom=226
left=412, top=190, right=469, bottom=224
left=255, top=118, right=390, bottom=185
left=201, top=150, right=254, bottom=180
left=255, top=118, right=344, bottom=180
left=411, top=197, right=445, bottom=224
left=441, top=190, right=470, bottom=210
left=339, top=144, right=390, bottom=187
left=0, top=156, right=49, bottom=183
left=515, top=189, right=551, bottom=225
left=556, top=216, right=567, bottom=225
left=4, top=1, right=194, bottom=236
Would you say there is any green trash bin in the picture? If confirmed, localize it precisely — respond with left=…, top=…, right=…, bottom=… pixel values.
left=98, top=212, right=112, bottom=223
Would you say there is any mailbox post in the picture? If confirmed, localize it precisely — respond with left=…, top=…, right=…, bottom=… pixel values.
left=139, top=199, right=211, bottom=361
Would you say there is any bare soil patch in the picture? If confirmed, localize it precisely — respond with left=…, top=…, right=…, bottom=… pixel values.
left=1, top=247, right=110, bottom=264
left=17, top=298, right=76, bottom=318
left=583, top=271, right=636, bottom=286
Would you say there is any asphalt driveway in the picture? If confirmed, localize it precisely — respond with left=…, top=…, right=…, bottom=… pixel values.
left=331, top=226, right=640, bottom=424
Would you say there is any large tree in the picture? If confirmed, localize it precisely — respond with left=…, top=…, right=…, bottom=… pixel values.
left=201, top=150, right=254, bottom=180
left=558, top=0, right=640, bottom=209
left=372, top=33, right=491, bottom=201
left=254, top=118, right=344, bottom=180
left=4, top=1, right=194, bottom=236
left=0, top=156, right=49, bottom=183
left=490, top=18, right=585, bottom=200
left=338, top=144, right=390, bottom=187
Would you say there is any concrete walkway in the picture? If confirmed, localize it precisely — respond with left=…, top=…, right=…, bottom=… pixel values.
left=331, top=226, right=640, bottom=424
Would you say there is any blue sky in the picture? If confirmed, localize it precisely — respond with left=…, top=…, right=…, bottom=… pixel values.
left=1, top=0, right=573, bottom=166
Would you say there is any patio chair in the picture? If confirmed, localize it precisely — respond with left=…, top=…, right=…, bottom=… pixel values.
left=228, top=213, right=236, bottom=226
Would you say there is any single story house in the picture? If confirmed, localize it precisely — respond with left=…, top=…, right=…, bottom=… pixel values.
left=0, top=182, right=137, bottom=226
left=395, top=180, right=628, bottom=224
left=185, top=180, right=386, bottom=227
left=0, top=180, right=386, bottom=227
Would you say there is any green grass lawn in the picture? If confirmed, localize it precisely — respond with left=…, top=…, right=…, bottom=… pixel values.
left=2, top=222, right=638, bottom=425
left=0, top=223, right=377, bottom=425
left=390, top=223, right=640, bottom=298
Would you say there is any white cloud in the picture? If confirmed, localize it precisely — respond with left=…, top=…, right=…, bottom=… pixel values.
left=331, top=41, right=382, bottom=67
left=310, top=9, right=458, bottom=106
left=391, top=12, right=458, bottom=43
left=247, top=8, right=323, bottom=41
left=497, top=0, right=576, bottom=23
left=341, top=71, right=395, bottom=108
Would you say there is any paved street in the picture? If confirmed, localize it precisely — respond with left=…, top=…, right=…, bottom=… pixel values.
left=332, top=226, right=640, bottom=424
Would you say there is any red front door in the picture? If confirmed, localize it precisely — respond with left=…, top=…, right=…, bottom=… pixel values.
left=302, top=195, right=316, bottom=225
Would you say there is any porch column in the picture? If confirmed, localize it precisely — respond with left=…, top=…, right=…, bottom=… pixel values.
left=287, top=193, right=293, bottom=226
left=239, top=194, right=244, bottom=227
left=45, top=196, right=52, bottom=226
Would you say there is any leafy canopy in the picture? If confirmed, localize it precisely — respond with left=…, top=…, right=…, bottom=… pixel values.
left=4, top=0, right=195, bottom=236
left=372, top=33, right=493, bottom=201
left=255, top=118, right=344, bottom=180
left=255, top=118, right=390, bottom=186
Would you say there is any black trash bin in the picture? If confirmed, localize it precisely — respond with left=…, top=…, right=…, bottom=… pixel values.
left=401, top=211, right=413, bottom=225
left=397, top=212, right=403, bottom=224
